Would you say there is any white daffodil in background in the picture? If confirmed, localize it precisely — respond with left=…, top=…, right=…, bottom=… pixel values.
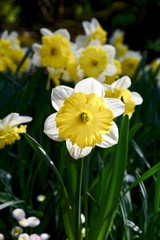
left=32, top=28, right=73, bottom=69
left=75, top=18, right=107, bottom=48
left=103, top=76, right=143, bottom=118
left=44, top=77, right=124, bottom=159
left=78, top=40, right=117, bottom=82
left=0, top=113, right=32, bottom=149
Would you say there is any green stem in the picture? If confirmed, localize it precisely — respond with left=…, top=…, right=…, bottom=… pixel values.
left=75, top=158, right=84, bottom=240
left=84, top=157, right=89, bottom=240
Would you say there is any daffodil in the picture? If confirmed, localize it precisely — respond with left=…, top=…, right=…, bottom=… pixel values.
left=0, top=113, right=32, bottom=149
left=109, top=29, right=128, bottom=58
left=0, top=39, right=13, bottom=72
left=75, top=18, right=107, bottom=48
left=32, top=28, right=72, bottom=69
left=120, top=50, right=142, bottom=77
left=79, top=40, right=117, bottom=82
left=103, top=76, right=143, bottom=118
left=1, top=30, right=20, bottom=47
left=44, top=77, right=124, bottom=159
left=9, top=48, right=30, bottom=74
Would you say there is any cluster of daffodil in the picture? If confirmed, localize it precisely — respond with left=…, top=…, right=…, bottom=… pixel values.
left=0, top=30, right=30, bottom=74
left=0, top=208, right=50, bottom=240
left=0, top=18, right=159, bottom=85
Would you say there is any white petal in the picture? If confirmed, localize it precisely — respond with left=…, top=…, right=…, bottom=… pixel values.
left=40, top=28, right=53, bottom=36
left=96, top=122, right=118, bottom=148
left=66, top=140, right=93, bottom=159
left=105, top=63, right=117, bottom=76
left=104, top=98, right=124, bottom=117
left=75, top=35, right=89, bottom=48
left=104, top=45, right=116, bottom=60
left=44, top=113, right=64, bottom=141
left=112, top=76, right=131, bottom=89
left=51, top=86, right=74, bottom=111
left=32, top=43, right=41, bottom=53
left=131, top=92, right=143, bottom=105
left=9, top=115, right=32, bottom=127
left=82, top=21, right=91, bottom=35
left=0, top=113, right=32, bottom=128
left=75, top=77, right=105, bottom=97
left=54, top=29, right=70, bottom=40
left=32, top=53, right=42, bottom=67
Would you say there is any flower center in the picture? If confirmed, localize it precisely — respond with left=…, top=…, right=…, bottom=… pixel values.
left=80, top=111, right=92, bottom=122
left=50, top=47, right=57, bottom=55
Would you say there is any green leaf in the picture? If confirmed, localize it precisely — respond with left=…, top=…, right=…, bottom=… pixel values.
left=124, top=162, right=160, bottom=195
left=89, top=116, right=129, bottom=240
left=24, top=133, right=74, bottom=240
left=0, top=200, right=23, bottom=210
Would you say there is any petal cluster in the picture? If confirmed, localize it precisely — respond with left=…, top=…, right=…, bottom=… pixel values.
left=0, top=113, right=32, bottom=149
left=44, top=77, right=124, bottom=159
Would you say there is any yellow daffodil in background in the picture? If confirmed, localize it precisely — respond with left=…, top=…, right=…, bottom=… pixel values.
left=149, top=58, right=160, bottom=86
left=78, top=40, right=117, bottom=82
left=0, top=30, right=30, bottom=74
left=9, top=48, right=30, bottom=74
left=1, top=30, right=20, bottom=47
left=120, top=50, right=142, bottom=77
left=32, top=28, right=72, bottom=69
left=109, top=29, right=128, bottom=58
left=0, top=113, right=32, bottom=149
left=0, top=39, right=13, bottom=72
left=103, top=76, right=143, bottom=118
left=44, top=77, right=124, bottom=159
left=75, top=18, right=107, bottom=48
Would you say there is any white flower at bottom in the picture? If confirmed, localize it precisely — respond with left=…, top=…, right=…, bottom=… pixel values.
left=44, top=77, right=124, bottom=159
left=27, top=216, right=40, bottom=227
left=18, top=233, right=30, bottom=240
left=0, top=233, right=4, bottom=240
left=12, top=208, right=26, bottom=220
left=40, top=233, right=50, bottom=240
left=30, top=234, right=41, bottom=240
left=11, top=226, right=22, bottom=237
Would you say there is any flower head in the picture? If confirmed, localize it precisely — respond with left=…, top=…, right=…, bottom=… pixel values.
left=44, top=77, right=124, bottom=159
left=32, top=28, right=72, bottom=69
left=120, top=50, right=142, bottom=77
left=0, top=233, right=4, bottom=240
left=75, top=18, right=107, bottom=48
left=11, top=226, right=22, bottom=237
left=0, top=113, right=32, bottom=149
left=27, top=216, right=40, bottom=227
left=18, top=233, right=30, bottom=240
left=103, top=76, right=143, bottom=118
left=79, top=40, right=117, bottom=81
left=12, top=208, right=26, bottom=220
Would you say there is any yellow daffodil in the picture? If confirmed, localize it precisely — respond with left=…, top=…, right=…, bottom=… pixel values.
left=0, top=39, right=13, bottom=72
left=0, top=113, right=32, bottom=149
left=109, top=29, right=128, bottom=58
left=9, top=48, right=30, bottom=74
left=32, top=28, right=72, bottom=69
left=103, top=76, right=143, bottom=118
left=79, top=40, right=117, bottom=82
left=75, top=18, right=107, bottom=48
left=1, top=30, right=20, bottom=47
left=44, top=77, right=124, bottom=159
left=120, top=50, right=142, bottom=77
